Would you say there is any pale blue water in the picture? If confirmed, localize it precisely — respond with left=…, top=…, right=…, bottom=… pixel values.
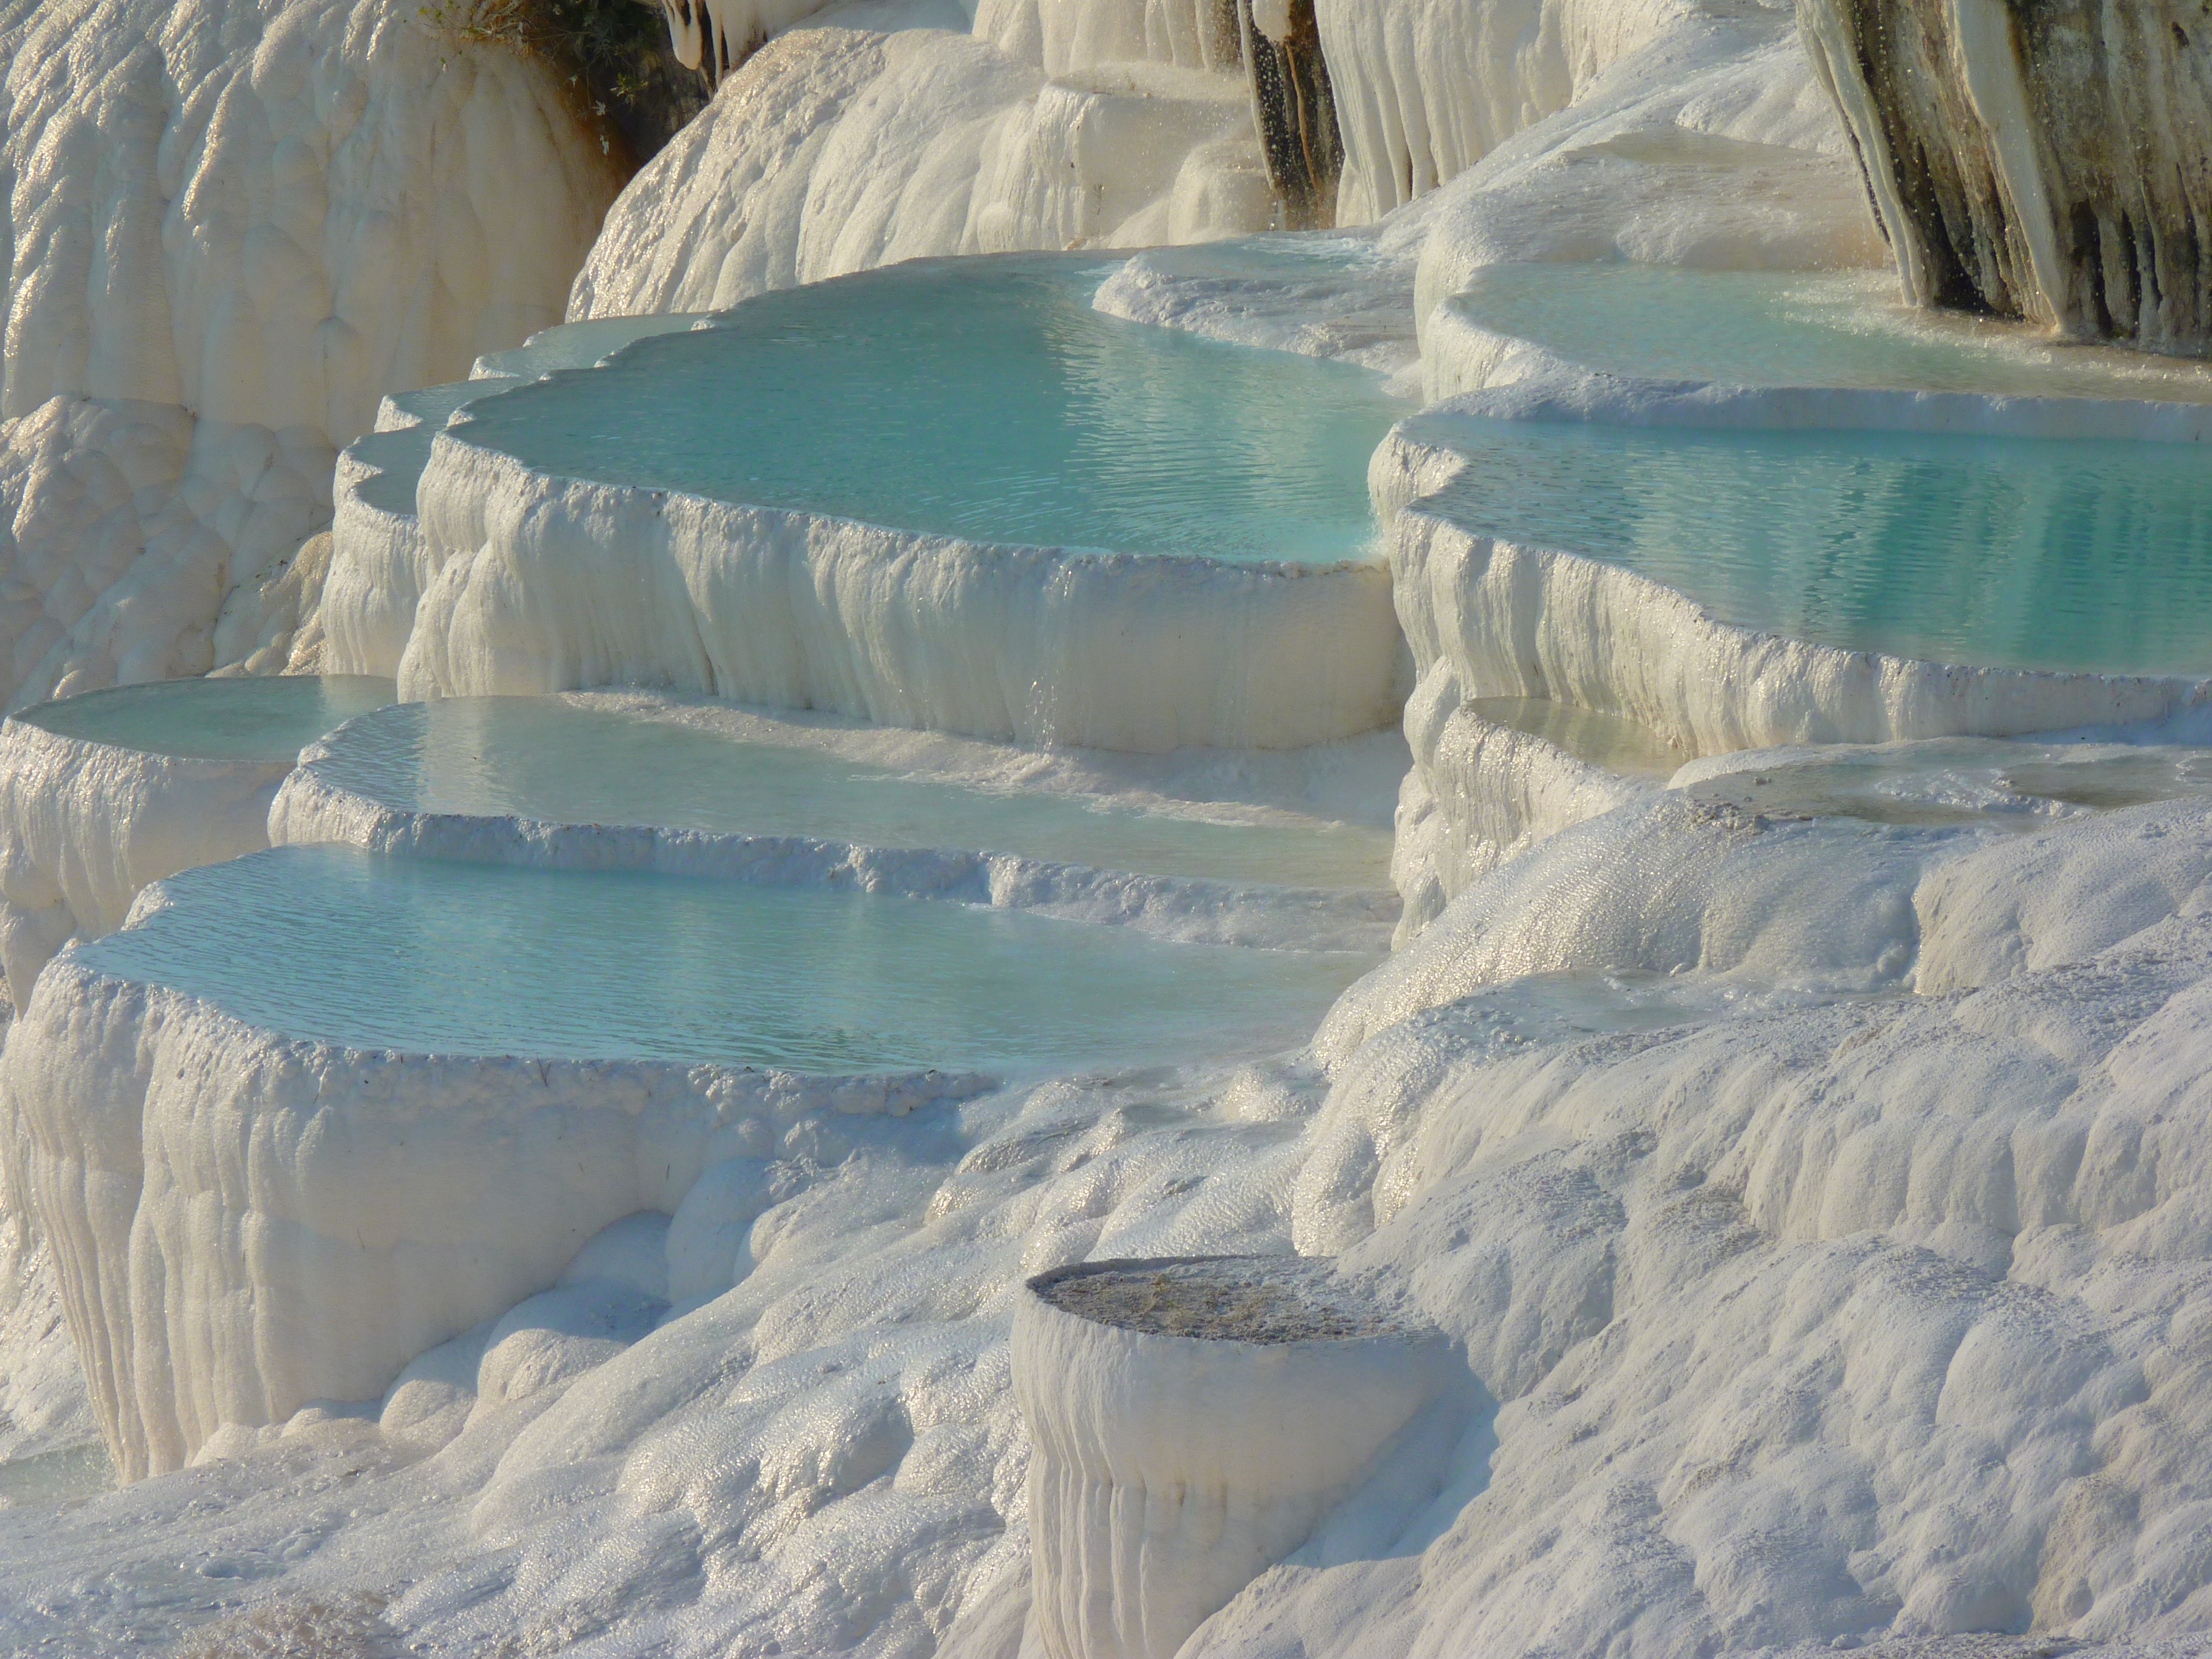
left=85, top=847, right=1375, bottom=1072
left=349, top=384, right=492, bottom=516
left=312, top=699, right=1393, bottom=889
left=452, top=255, right=1401, bottom=565
left=349, top=316, right=708, bottom=518
left=469, top=313, right=708, bottom=382
left=1422, top=413, right=2212, bottom=675
left=16, top=677, right=397, bottom=763
left=1682, top=737, right=2212, bottom=828
left=1448, top=264, right=2212, bottom=401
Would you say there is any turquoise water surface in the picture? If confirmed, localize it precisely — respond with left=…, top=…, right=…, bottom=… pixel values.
left=349, top=315, right=706, bottom=518
left=452, top=255, right=1403, bottom=565
left=87, top=846, right=1375, bottom=1072
left=17, top=676, right=397, bottom=763
left=311, top=699, right=1394, bottom=890
left=1424, top=413, right=2212, bottom=675
left=1449, top=264, right=2212, bottom=401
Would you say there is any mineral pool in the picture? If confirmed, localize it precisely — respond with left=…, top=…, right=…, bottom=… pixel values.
left=1423, top=413, right=2212, bottom=675
left=448, top=255, right=1405, bottom=565
left=15, top=676, right=398, bottom=763
left=348, top=315, right=706, bottom=518
left=91, top=846, right=1377, bottom=1072
left=1447, top=263, right=2212, bottom=401
left=1679, top=737, right=2212, bottom=828
left=307, top=698, right=1394, bottom=889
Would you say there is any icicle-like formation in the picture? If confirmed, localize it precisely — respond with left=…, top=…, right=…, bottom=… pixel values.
left=1799, top=0, right=2212, bottom=355
left=648, top=0, right=795, bottom=83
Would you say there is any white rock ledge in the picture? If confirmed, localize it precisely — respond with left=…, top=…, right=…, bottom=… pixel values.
left=269, top=755, right=1399, bottom=954
left=1421, top=317, right=2212, bottom=440
left=323, top=435, right=1405, bottom=754
left=1392, top=692, right=1661, bottom=943
left=1375, top=412, right=2210, bottom=761
left=1014, top=1254, right=1454, bottom=1659
left=0, top=718, right=288, bottom=1012
left=0, top=958, right=990, bottom=1481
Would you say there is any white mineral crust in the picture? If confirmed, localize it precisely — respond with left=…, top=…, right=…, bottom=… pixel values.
left=0, top=0, right=619, bottom=707
left=323, top=436, right=1403, bottom=754
left=567, top=0, right=1274, bottom=322
left=269, top=757, right=1400, bottom=953
left=0, top=951, right=990, bottom=1480
left=0, top=718, right=287, bottom=1010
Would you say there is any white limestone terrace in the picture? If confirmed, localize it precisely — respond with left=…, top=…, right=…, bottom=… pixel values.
left=1428, top=263, right=2212, bottom=407
left=1359, top=258, right=2212, bottom=934
left=0, top=675, right=394, bottom=1011
left=7, top=837, right=1378, bottom=1481
left=272, top=693, right=1401, bottom=952
left=12, top=0, right=2212, bottom=1649
left=325, top=315, right=712, bottom=680
left=0, top=0, right=622, bottom=711
left=1673, top=738, right=2212, bottom=833
left=20, top=783, right=2212, bottom=1652
left=322, top=254, right=1410, bottom=754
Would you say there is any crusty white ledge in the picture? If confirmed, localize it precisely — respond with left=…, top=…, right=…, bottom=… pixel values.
left=1375, top=407, right=2209, bottom=761
left=0, top=718, right=287, bottom=1012
left=1421, top=309, right=2212, bottom=439
left=320, top=434, right=1404, bottom=754
left=1392, top=680, right=1657, bottom=942
left=0, top=955, right=989, bottom=1481
left=268, top=757, right=1399, bottom=954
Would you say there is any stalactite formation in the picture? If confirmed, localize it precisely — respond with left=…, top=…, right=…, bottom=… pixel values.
left=1800, top=0, right=2212, bottom=356
left=1240, top=0, right=1343, bottom=228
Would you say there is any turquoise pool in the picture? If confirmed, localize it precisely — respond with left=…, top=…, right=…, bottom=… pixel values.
left=1423, top=413, right=2212, bottom=675
left=348, top=315, right=706, bottom=518
left=1448, top=264, right=2212, bottom=401
left=309, top=698, right=1394, bottom=890
left=88, top=846, right=1376, bottom=1072
left=17, top=676, right=397, bottom=763
left=451, top=255, right=1404, bottom=566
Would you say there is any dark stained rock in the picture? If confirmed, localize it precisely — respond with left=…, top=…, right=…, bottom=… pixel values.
left=1800, top=0, right=2212, bottom=356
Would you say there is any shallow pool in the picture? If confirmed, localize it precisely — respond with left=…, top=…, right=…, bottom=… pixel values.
left=348, top=316, right=708, bottom=519
left=16, top=677, right=398, bottom=763
left=89, top=846, right=1375, bottom=1072
left=1448, top=264, right=2212, bottom=401
left=451, top=255, right=1403, bottom=565
left=310, top=698, right=1393, bottom=889
left=1679, top=737, right=2212, bottom=828
left=1426, top=414, right=2212, bottom=675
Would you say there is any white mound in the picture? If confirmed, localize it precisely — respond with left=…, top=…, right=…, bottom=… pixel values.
left=0, top=0, right=619, bottom=707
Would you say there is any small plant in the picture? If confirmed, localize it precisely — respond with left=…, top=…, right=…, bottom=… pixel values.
left=421, top=0, right=709, bottom=168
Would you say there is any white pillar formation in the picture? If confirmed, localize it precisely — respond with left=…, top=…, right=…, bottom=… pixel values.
left=1013, top=1255, right=1453, bottom=1659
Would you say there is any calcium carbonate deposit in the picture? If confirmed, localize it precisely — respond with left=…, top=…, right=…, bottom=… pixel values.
left=3, top=0, right=2212, bottom=1652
